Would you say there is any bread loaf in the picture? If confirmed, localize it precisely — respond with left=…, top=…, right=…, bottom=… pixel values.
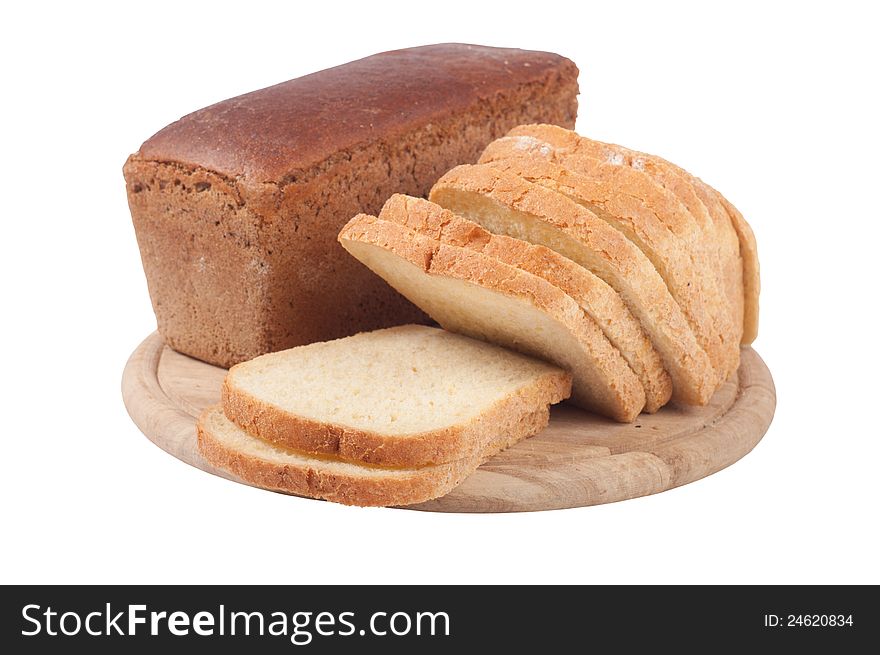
left=125, top=44, right=579, bottom=367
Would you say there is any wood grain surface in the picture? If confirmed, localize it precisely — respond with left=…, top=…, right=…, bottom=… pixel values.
left=122, top=332, right=775, bottom=512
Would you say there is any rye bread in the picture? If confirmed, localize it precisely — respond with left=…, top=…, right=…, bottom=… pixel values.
left=125, top=45, right=579, bottom=367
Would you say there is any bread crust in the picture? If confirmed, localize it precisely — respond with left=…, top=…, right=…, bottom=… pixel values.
left=340, top=215, right=648, bottom=420
left=198, top=404, right=552, bottom=507
left=429, top=164, right=716, bottom=405
left=378, top=194, right=672, bottom=413
left=137, top=46, right=577, bottom=184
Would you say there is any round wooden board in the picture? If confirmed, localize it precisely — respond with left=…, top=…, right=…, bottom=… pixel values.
left=122, top=332, right=775, bottom=512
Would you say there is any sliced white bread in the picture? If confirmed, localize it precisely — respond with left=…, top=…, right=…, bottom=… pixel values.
left=221, top=325, right=570, bottom=467
left=428, top=163, right=716, bottom=405
left=507, top=123, right=757, bottom=345
left=339, top=214, right=647, bottom=421
left=481, top=133, right=739, bottom=380
left=198, top=401, right=552, bottom=507
left=378, top=194, right=672, bottom=413
left=505, top=125, right=745, bottom=351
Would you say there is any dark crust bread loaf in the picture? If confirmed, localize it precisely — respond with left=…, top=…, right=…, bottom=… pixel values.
left=124, top=44, right=579, bottom=366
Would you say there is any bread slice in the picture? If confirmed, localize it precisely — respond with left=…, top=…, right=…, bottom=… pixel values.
left=715, top=193, right=760, bottom=344
left=506, top=124, right=757, bottom=345
left=481, top=132, right=739, bottom=380
left=221, top=325, right=570, bottom=467
left=428, top=163, right=716, bottom=405
left=339, top=215, right=646, bottom=421
left=198, top=402, right=552, bottom=507
left=378, top=194, right=672, bottom=413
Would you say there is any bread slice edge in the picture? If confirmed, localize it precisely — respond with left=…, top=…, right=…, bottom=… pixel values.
left=197, top=402, right=551, bottom=507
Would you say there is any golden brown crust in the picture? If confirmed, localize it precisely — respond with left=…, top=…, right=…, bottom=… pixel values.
left=222, top=361, right=570, bottom=467
left=197, top=404, right=551, bottom=507
left=429, top=164, right=716, bottom=405
left=339, top=214, right=647, bottom=420
left=378, top=194, right=672, bottom=413
left=493, top=128, right=740, bottom=380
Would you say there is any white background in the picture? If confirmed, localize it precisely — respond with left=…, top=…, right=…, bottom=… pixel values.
left=2, top=1, right=878, bottom=585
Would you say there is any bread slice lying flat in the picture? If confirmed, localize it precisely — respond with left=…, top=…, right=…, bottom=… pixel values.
left=506, top=123, right=757, bottom=345
left=378, top=194, right=672, bottom=413
left=198, top=401, right=552, bottom=507
left=428, top=163, right=716, bottom=405
left=339, top=214, right=647, bottom=421
left=221, top=325, right=570, bottom=467
left=480, top=134, right=739, bottom=381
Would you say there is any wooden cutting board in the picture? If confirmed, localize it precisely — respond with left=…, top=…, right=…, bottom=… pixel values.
left=122, top=332, right=775, bottom=512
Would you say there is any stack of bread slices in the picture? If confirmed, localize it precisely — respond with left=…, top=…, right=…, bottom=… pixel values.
left=198, top=325, right=571, bottom=506
left=198, top=124, right=759, bottom=506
